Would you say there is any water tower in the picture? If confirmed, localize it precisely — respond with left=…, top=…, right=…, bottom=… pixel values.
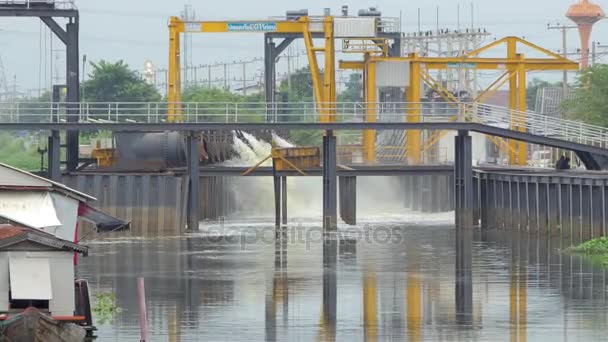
left=566, top=0, right=605, bottom=69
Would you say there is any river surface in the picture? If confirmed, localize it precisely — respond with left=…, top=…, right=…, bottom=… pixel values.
left=78, top=215, right=608, bottom=341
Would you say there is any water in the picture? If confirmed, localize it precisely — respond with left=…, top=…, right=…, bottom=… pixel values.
left=78, top=218, right=608, bottom=341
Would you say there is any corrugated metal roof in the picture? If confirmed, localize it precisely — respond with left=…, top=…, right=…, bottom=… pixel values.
left=0, top=225, right=88, bottom=255
left=0, top=163, right=96, bottom=202
left=0, top=226, right=27, bottom=239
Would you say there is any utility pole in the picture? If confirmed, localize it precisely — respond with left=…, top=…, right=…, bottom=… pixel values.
left=208, top=65, right=212, bottom=88
left=223, top=62, right=228, bottom=90
left=548, top=23, right=577, bottom=98
left=12, top=74, right=16, bottom=102
left=242, top=61, right=247, bottom=95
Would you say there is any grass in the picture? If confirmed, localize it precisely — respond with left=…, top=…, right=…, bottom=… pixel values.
left=0, top=132, right=45, bottom=171
left=567, top=237, right=608, bottom=267
left=0, top=131, right=113, bottom=172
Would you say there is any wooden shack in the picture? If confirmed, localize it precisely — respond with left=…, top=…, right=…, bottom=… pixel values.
left=0, top=225, right=88, bottom=317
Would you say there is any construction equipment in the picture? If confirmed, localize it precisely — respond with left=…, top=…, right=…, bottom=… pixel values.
left=167, top=8, right=401, bottom=123
left=342, top=37, right=579, bottom=165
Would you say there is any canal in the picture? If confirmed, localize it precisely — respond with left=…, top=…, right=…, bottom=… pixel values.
left=78, top=215, right=608, bottom=341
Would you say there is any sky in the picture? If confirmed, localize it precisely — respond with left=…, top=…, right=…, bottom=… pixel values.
left=0, top=0, right=606, bottom=92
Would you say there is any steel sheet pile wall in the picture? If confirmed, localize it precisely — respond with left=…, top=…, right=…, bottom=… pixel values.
left=199, top=176, right=233, bottom=220
left=476, top=172, right=608, bottom=244
left=402, top=175, right=454, bottom=213
left=63, top=174, right=232, bottom=236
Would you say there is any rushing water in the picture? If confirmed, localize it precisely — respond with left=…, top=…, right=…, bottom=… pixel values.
left=78, top=216, right=608, bottom=342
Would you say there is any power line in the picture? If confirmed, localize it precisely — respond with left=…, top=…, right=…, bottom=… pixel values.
left=547, top=22, right=578, bottom=98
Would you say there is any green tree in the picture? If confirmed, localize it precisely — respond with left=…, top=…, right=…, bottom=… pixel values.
left=563, top=64, right=608, bottom=127
left=338, top=73, right=363, bottom=102
left=279, top=66, right=314, bottom=102
left=182, top=86, right=265, bottom=122
left=83, top=60, right=160, bottom=102
left=82, top=60, right=161, bottom=122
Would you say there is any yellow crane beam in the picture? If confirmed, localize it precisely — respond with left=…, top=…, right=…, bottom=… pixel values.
left=167, top=15, right=338, bottom=122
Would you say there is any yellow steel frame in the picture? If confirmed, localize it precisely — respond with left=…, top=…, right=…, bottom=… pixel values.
left=349, top=36, right=578, bottom=165
left=407, top=53, right=422, bottom=164
left=168, top=16, right=337, bottom=123
left=241, top=147, right=308, bottom=176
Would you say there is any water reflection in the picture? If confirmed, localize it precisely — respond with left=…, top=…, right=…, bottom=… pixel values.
left=455, top=228, right=473, bottom=326
left=78, top=223, right=608, bottom=341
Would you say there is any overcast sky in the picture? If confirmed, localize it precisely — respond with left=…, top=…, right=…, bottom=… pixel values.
left=0, top=0, right=605, bottom=91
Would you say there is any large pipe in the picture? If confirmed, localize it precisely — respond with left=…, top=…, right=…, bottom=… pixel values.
left=112, top=131, right=236, bottom=170
left=115, top=132, right=187, bottom=169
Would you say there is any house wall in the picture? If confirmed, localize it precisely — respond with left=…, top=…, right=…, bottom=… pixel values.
left=0, top=253, right=8, bottom=312
left=0, top=251, right=75, bottom=316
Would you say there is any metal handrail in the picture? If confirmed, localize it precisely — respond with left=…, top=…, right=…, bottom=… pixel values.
left=2, top=100, right=608, bottom=149
left=0, top=0, right=76, bottom=10
left=470, top=103, right=608, bottom=148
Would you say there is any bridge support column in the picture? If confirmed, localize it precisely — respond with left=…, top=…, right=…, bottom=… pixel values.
left=65, top=18, right=80, bottom=172
left=455, top=131, right=474, bottom=229
left=47, top=132, right=61, bottom=182
left=273, top=174, right=281, bottom=228
left=186, top=131, right=200, bottom=231
left=281, top=176, right=287, bottom=225
left=455, top=227, right=473, bottom=324
left=323, top=130, right=338, bottom=231
left=47, top=86, right=62, bottom=181
left=339, top=176, right=357, bottom=225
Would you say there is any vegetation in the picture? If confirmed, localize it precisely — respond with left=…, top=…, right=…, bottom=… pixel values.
left=83, top=60, right=161, bottom=103
left=182, top=86, right=265, bottom=122
left=92, top=292, right=121, bottom=325
left=563, top=64, right=608, bottom=127
left=277, top=67, right=363, bottom=142
left=567, top=237, right=608, bottom=267
left=338, top=73, right=364, bottom=103
left=0, top=132, right=45, bottom=171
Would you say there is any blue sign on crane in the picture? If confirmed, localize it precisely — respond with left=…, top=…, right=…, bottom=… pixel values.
left=227, top=22, right=277, bottom=32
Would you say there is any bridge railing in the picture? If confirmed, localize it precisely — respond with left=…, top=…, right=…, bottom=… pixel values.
left=471, top=104, right=608, bottom=148
left=2, top=100, right=608, bottom=149
left=0, top=0, right=76, bottom=10
left=0, top=101, right=463, bottom=124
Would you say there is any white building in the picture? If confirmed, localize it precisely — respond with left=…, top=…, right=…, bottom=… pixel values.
left=0, top=163, right=129, bottom=239
left=0, top=225, right=88, bottom=317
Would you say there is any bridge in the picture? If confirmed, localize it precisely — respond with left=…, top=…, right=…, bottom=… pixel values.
left=2, top=100, right=608, bottom=232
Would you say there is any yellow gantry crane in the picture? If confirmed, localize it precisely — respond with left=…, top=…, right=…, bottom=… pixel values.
left=168, top=13, right=578, bottom=166
left=168, top=15, right=339, bottom=122
left=342, top=37, right=579, bottom=165
left=168, top=10, right=399, bottom=123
